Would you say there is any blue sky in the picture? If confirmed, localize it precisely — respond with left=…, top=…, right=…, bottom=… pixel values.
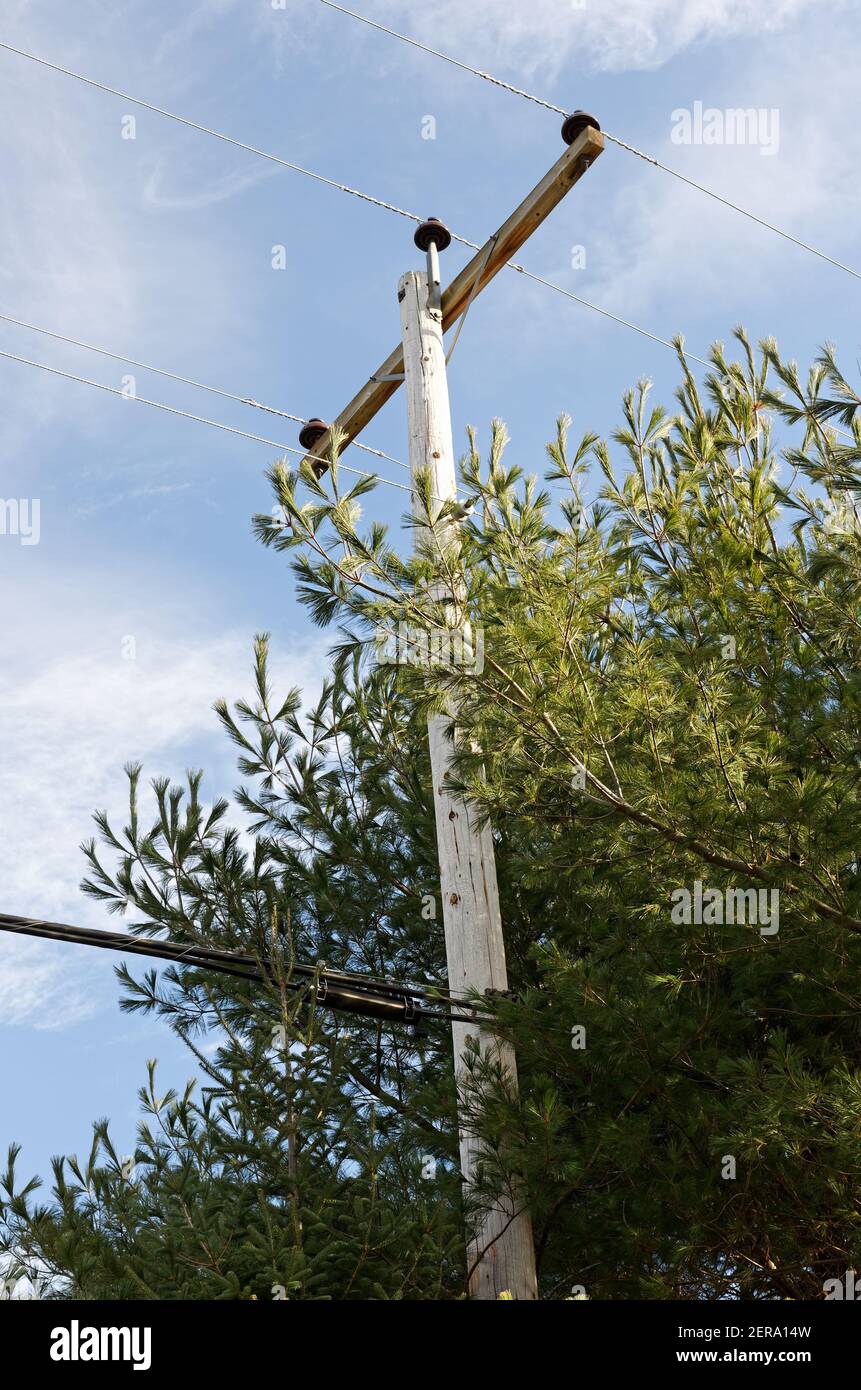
left=1, top=0, right=859, bottom=1193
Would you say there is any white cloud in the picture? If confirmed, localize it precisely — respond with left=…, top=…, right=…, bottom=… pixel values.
left=0, top=578, right=329, bottom=1030
left=467, top=15, right=861, bottom=374
left=0, top=939, right=98, bottom=1032
left=369, top=0, right=834, bottom=77
left=153, top=0, right=244, bottom=67
left=142, top=158, right=280, bottom=211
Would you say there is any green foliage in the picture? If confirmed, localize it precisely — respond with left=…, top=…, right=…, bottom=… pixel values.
left=250, top=330, right=861, bottom=1298
left=1, top=654, right=464, bottom=1300
left=5, top=330, right=861, bottom=1299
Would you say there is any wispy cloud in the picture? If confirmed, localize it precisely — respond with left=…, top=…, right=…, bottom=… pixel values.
left=368, top=0, right=835, bottom=78
left=0, top=2, right=272, bottom=471
left=0, top=577, right=328, bottom=1029
left=0, top=939, right=99, bottom=1032
left=153, top=0, right=244, bottom=67
left=463, top=14, right=861, bottom=375
left=142, top=157, right=280, bottom=211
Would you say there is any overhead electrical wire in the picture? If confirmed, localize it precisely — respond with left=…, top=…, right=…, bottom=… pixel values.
left=316, top=0, right=861, bottom=284
left=0, top=309, right=409, bottom=472
left=0, top=911, right=492, bottom=1026
left=0, top=347, right=420, bottom=494
left=0, top=39, right=848, bottom=438
left=0, top=37, right=739, bottom=371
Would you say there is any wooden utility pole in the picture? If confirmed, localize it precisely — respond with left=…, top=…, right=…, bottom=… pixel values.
left=399, top=260, right=537, bottom=1299
left=299, top=113, right=604, bottom=1298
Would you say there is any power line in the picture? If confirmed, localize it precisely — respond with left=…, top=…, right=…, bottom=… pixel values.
left=317, top=0, right=861, bottom=284
left=0, top=911, right=490, bottom=1025
left=0, top=39, right=423, bottom=228
left=0, top=309, right=410, bottom=471
left=0, top=37, right=732, bottom=372
left=2, top=36, right=844, bottom=405
left=0, top=347, right=417, bottom=494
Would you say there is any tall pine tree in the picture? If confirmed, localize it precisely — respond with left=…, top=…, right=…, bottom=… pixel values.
left=4, top=331, right=861, bottom=1298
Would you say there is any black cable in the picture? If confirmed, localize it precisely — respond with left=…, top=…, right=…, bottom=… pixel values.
left=0, top=912, right=490, bottom=1026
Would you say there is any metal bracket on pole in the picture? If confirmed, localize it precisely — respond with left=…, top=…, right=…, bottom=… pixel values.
left=427, top=241, right=442, bottom=310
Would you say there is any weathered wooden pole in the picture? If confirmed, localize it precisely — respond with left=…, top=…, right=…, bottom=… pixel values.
left=399, top=248, right=538, bottom=1300
left=300, top=113, right=605, bottom=1297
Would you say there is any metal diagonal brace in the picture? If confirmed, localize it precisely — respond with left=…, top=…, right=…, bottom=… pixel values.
left=445, top=233, right=498, bottom=365
left=371, top=231, right=489, bottom=376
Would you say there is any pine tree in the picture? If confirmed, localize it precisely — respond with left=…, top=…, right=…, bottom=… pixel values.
left=253, top=330, right=861, bottom=1298
left=1, top=657, right=465, bottom=1299
left=4, top=330, right=861, bottom=1299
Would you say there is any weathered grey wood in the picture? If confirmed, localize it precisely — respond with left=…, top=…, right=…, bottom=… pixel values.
left=305, top=123, right=604, bottom=472
left=399, top=269, right=538, bottom=1301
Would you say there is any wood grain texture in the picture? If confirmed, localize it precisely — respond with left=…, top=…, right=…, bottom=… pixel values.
left=400, top=269, right=538, bottom=1300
